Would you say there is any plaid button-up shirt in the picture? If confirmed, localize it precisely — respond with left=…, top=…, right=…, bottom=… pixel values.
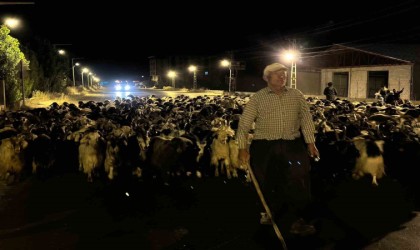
left=237, top=86, right=316, bottom=149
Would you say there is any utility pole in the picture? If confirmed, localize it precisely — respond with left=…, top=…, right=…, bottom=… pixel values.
left=222, top=53, right=245, bottom=93
left=81, top=71, right=85, bottom=87
left=188, top=65, right=198, bottom=90
left=193, top=70, right=197, bottom=90
left=228, top=52, right=234, bottom=93
left=290, top=61, right=297, bottom=89
left=290, top=39, right=297, bottom=89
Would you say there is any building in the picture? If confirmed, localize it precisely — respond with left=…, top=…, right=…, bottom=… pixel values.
left=149, top=44, right=420, bottom=100
left=307, top=44, right=420, bottom=100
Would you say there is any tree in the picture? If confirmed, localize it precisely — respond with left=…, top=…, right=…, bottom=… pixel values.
left=20, top=47, right=40, bottom=98
left=0, top=24, right=28, bottom=107
left=29, top=37, right=69, bottom=92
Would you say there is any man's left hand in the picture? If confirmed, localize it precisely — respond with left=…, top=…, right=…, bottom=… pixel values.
left=307, top=143, right=320, bottom=159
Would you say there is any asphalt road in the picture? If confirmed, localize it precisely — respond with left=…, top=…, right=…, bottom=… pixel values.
left=0, top=164, right=419, bottom=250
left=77, top=86, right=226, bottom=102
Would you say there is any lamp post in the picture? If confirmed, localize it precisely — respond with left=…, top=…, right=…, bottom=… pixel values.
left=87, top=72, right=92, bottom=88
left=188, top=65, right=197, bottom=89
left=92, top=76, right=100, bottom=87
left=167, top=70, right=176, bottom=88
left=221, top=59, right=232, bottom=92
left=71, top=57, right=83, bottom=86
left=72, top=62, right=80, bottom=86
left=90, top=73, right=94, bottom=87
left=81, top=68, right=89, bottom=87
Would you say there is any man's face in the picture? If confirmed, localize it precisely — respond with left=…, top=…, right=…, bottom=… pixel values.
left=267, top=70, right=287, bottom=91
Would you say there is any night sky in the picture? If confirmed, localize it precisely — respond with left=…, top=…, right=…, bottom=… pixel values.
left=1, top=0, right=420, bottom=81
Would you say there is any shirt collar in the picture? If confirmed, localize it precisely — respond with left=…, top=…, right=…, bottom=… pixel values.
left=266, top=86, right=289, bottom=94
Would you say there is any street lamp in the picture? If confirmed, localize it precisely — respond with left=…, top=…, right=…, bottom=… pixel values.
left=221, top=59, right=232, bottom=93
left=81, top=68, right=89, bottom=87
left=167, top=70, right=176, bottom=88
left=4, top=17, right=21, bottom=29
left=90, top=73, right=94, bottom=87
left=93, top=77, right=100, bottom=87
left=282, top=50, right=300, bottom=89
left=72, top=62, right=80, bottom=86
left=88, top=72, right=92, bottom=88
left=71, top=58, right=83, bottom=86
left=188, top=65, right=197, bottom=89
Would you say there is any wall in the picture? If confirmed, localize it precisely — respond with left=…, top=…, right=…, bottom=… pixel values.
left=321, top=65, right=412, bottom=100
left=388, top=65, right=412, bottom=100
left=296, top=70, right=321, bottom=95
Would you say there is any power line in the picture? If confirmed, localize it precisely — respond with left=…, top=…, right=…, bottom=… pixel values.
left=225, top=0, right=420, bottom=62
left=0, top=2, right=34, bottom=5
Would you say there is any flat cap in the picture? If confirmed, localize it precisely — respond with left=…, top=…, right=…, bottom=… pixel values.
left=263, top=63, right=288, bottom=81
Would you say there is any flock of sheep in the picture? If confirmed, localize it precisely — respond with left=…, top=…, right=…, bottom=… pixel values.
left=0, top=94, right=419, bottom=203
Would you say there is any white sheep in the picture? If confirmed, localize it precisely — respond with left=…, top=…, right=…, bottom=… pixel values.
left=210, top=125, right=236, bottom=178
left=79, top=131, right=105, bottom=182
left=352, top=137, right=385, bottom=186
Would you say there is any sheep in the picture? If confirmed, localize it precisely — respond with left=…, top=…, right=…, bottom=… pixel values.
left=104, top=132, right=144, bottom=181
left=146, top=136, right=199, bottom=182
left=78, top=131, right=105, bottom=182
left=0, top=135, right=29, bottom=183
left=31, top=134, right=56, bottom=176
left=210, top=125, right=236, bottom=178
left=352, top=137, right=385, bottom=186
left=104, top=137, right=120, bottom=180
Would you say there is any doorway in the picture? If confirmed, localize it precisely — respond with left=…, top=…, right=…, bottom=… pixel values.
left=333, top=72, right=349, bottom=98
left=368, top=71, right=388, bottom=98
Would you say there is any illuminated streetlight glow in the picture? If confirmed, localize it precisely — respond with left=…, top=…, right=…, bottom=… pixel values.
left=167, top=70, right=177, bottom=88
left=283, top=51, right=297, bottom=61
left=221, top=59, right=232, bottom=92
left=58, top=49, right=66, bottom=55
left=188, top=65, right=197, bottom=89
left=93, top=77, right=100, bottom=86
left=4, top=17, right=20, bottom=29
left=221, top=59, right=230, bottom=67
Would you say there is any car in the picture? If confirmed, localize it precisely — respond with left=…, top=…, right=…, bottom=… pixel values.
left=114, top=83, right=132, bottom=91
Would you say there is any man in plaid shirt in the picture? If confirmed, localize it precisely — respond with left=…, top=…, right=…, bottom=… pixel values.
left=237, top=63, right=319, bottom=237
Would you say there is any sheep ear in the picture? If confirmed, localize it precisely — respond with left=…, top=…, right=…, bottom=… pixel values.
left=375, top=140, right=385, bottom=153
